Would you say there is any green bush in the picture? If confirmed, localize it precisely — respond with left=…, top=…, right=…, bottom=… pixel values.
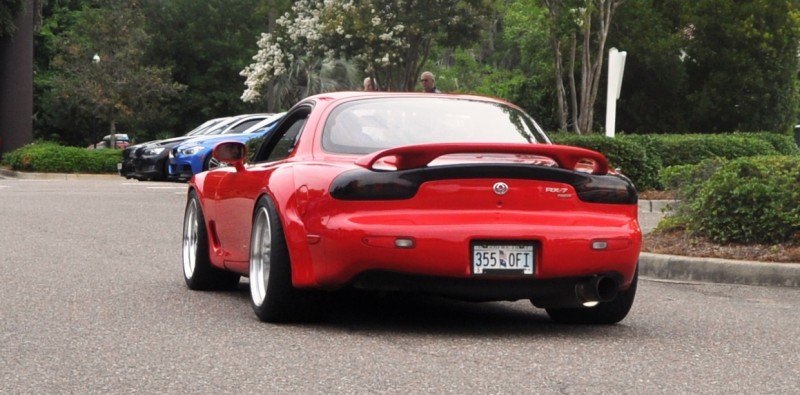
left=668, top=156, right=800, bottom=244
left=551, top=133, right=661, bottom=191
left=732, top=132, right=800, bottom=155
left=1, top=141, right=121, bottom=173
left=649, top=134, right=778, bottom=167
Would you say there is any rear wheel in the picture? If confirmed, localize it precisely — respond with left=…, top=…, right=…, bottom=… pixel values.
left=545, top=266, right=638, bottom=325
left=182, top=191, right=240, bottom=290
left=249, top=195, right=325, bottom=322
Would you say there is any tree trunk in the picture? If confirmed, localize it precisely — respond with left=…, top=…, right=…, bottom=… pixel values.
left=266, top=0, right=276, bottom=112
left=546, top=0, right=624, bottom=135
left=568, top=33, right=578, bottom=134
left=545, top=1, right=568, bottom=132
left=109, top=118, right=116, bottom=149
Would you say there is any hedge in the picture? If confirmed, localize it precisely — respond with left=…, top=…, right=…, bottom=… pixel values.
left=552, top=131, right=797, bottom=190
left=660, top=156, right=800, bottom=244
left=1, top=141, right=121, bottom=173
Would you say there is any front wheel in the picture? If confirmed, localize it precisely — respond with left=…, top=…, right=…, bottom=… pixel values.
left=544, top=266, right=638, bottom=325
left=203, top=154, right=224, bottom=172
left=182, top=190, right=240, bottom=290
left=249, top=195, right=325, bottom=323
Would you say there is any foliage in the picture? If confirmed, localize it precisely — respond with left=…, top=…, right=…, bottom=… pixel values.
left=2, top=141, right=121, bottom=173
left=607, top=0, right=690, bottom=133
left=541, top=0, right=624, bottom=134
left=681, top=0, right=800, bottom=133
left=425, top=1, right=559, bottom=128
left=0, top=0, right=24, bottom=37
left=241, top=0, right=488, bottom=106
left=38, top=0, right=183, bottom=146
left=552, top=132, right=793, bottom=190
left=665, top=156, right=800, bottom=244
left=141, top=0, right=284, bottom=136
left=732, top=132, right=800, bottom=155
left=646, top=134, right=777, bottom=167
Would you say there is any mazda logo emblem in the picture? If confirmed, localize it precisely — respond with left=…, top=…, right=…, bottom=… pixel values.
left=493, top=182, right=509, bottom=195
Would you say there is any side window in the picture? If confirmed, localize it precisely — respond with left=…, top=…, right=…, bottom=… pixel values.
left=254, top=108, right=310, bottom=163
left=266, top=118, right=306, bottom=162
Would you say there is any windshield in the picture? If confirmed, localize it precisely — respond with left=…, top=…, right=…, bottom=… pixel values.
left=322, top=98, right=550, bottom=155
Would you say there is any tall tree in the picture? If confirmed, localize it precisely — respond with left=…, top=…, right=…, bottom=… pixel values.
left=607, top=0, right=689, bottom=133
left=0, top=0, right=24, bottom=37
left=682, top=0, right=800, bottom=133
left=423, top=0, right=559, bottom=129
left=542, top=0, right=624, bottom=134
left=241, top=0, right=488, bottom=105
left=45, top=1, right=183, bottom=145
left=142, top=0, right=288, bottom=131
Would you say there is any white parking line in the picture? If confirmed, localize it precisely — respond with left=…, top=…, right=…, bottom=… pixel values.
left=147, top=186, right=186, bottom=190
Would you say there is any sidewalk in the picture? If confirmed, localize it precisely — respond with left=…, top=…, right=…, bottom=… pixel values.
left=0, top=168, right=120, bottom=180
left=2, top=169, right=798, bottom=288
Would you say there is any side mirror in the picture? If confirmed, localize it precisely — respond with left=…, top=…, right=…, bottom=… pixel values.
left=212, top=141, right=247, bottom=172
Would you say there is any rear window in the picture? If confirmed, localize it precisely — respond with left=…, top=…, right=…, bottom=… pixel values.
left=322, top=97, right=550, bottom=155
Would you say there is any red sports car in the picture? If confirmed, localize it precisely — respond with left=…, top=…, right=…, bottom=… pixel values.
left=182, top=92, right=641, bottom=324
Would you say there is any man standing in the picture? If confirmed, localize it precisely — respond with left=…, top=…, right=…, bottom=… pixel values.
left=363, top=77, right=375, bottom=91
left=419, top=71, right=441, bottom=93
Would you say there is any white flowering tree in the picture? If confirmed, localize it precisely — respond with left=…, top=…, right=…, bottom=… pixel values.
left=241, top=0, right=487, bottom=105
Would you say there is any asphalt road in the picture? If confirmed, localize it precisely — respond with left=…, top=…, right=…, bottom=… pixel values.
left=1, top=178, right=798, bottom=393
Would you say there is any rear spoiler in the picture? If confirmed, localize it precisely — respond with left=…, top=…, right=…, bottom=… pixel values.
left=355, top=143, right=609, bottom=175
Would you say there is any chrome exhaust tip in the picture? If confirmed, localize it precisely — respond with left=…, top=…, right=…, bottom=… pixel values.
left=575, top=276, right=618, bottom=307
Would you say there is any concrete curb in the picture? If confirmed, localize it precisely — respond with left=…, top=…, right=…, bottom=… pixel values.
left=638, top=199, right=677, bottom=213
left=0, top=168, right=120, bottom=180
left=639, top=252, right=800, bottom=288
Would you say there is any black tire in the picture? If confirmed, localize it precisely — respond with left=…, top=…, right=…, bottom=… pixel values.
left=545, top=266, right=638, bottom=325
left=249, top=195, right=325, bottom=323
left=182, top=190, right=240, bottom=290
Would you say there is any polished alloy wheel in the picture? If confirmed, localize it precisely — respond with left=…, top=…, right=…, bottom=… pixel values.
left=250, top=207, right=272, bottom=306
left=182, top=199, right=198, bottom=279
left=208, top=157, right=223, bottom=169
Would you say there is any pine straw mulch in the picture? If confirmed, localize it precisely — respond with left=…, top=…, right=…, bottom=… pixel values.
left=642, top=229, right=800, bottom=264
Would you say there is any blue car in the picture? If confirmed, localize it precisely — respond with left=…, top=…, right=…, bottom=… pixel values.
left=167, top=113, right=285, bottom=181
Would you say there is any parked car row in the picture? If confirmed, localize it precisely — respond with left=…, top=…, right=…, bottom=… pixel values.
left=118, top=113, right=284, bottom=181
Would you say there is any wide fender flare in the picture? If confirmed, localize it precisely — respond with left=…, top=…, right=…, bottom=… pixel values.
left=187, top=172, right=209, bottom=201
left=257, top=166, right=318, bottom=288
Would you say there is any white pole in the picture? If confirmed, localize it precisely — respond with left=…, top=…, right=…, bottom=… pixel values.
left=605, top=48, right=627, bottom=138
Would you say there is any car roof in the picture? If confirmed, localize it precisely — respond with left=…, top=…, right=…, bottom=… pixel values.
left=239, top=112, right=287, bottom=134
left=301, top=91, right=512, bottom=106
left=188, top=117, right=230, bottom=136
left=200, top=113, right=270, bottom=135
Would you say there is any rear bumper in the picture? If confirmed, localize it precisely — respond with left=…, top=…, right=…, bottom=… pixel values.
left=350, top=270, right=627, bottom=307
left=300, top=209, right=641, bottom=292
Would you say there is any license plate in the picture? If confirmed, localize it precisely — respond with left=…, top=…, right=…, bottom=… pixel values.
left=116, top=163, right=122, bottom=170
left=472, top=243, right=535, bottom=275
